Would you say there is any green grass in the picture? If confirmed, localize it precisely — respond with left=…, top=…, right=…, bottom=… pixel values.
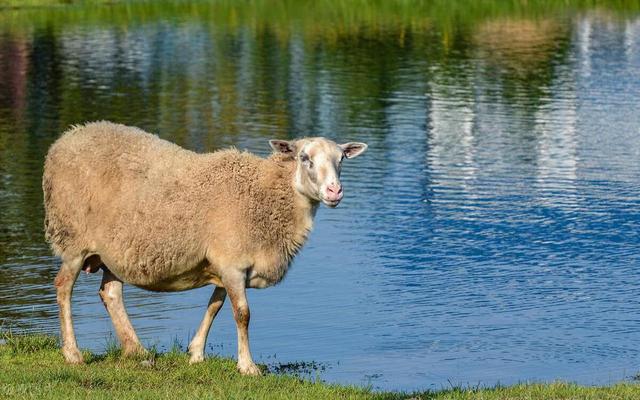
left=1, top=334, right=640, bottom=399
left=0, top=333, right=375, bottom=399
left=0, top=0, right=116, bottom=9
left=1, top=0, right=639, bottom=35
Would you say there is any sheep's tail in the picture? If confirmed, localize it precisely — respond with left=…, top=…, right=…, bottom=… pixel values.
left=42, top=150, right=73, bottom=257
left=42, top=166, right=54, bottom=245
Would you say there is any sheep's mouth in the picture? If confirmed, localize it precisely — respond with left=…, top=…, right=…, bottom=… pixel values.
left=322, top=199, right=341, bottom=208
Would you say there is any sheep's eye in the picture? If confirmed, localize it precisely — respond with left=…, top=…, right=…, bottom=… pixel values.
left=300, top=153, right=313, bottom=168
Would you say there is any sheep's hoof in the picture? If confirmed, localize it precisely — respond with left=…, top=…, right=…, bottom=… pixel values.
left=189, top=353, right=205, bottom=364
left=237, top=361, right=262, bottom=376
left=62, top=347, right=84, bottom=365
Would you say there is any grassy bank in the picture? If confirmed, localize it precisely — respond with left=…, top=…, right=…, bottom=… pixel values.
left=1, top=0, right=639, bottom=35
left=1, top=335, right=640, bottom=399
left=0, top=0, right=116, bottom=9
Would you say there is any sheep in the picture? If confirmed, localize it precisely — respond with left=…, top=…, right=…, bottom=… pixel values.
left=42, top=121, right=367, bottom=375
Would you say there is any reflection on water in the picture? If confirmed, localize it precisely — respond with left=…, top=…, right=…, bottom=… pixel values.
left=1, top=2, right=640, bottom=391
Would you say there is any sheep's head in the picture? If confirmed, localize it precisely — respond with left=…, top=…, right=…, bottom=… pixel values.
left=269, top=137, right=368, bottom=208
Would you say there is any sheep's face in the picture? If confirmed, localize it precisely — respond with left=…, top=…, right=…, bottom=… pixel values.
left=269, top=137, right=367, bottom=208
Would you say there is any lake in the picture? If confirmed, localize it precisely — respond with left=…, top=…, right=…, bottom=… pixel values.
left=1, top=0, right=640, bottom=391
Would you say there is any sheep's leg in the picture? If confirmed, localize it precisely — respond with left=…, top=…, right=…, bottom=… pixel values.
left=99, top=269, right=145, bottom=356
left=223, top=273, right=261, bottom=375
left=188, top=286, right=227, bottom=364
left=54, top=257, right=84, bottom=364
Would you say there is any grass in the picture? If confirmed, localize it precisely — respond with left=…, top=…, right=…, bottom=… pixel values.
left=1, top=334, right=640, bottom=399
left=1, top=0, right=639, bottom=35
left=0, top=0, right=118, bottom=8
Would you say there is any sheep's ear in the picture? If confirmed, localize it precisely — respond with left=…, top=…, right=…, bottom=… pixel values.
left=340, top=142, right=368, bottom=159
left=269, top=139, right=296, bottom=154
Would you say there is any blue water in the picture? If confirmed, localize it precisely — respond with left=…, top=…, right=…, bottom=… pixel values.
left=1, top=7, right=640, bottom=391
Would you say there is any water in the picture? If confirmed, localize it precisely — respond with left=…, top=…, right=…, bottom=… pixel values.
left=2, top=1, right=640, bottom=391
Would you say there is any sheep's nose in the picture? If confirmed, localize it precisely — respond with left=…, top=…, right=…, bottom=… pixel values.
left=325, top=184, right=343, bottom=201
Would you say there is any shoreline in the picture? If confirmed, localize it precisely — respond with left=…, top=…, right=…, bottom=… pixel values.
left=2, top=334, right=640, bottom=399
